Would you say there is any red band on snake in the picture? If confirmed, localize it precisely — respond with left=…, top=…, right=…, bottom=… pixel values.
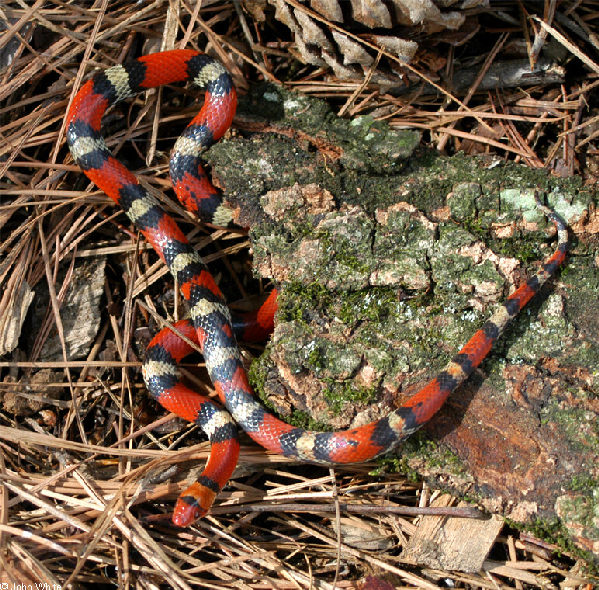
left=66, top=49, right=568, bottom=527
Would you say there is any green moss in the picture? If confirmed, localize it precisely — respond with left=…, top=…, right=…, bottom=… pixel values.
left=277, top=282, right=333, bottom=323
left=509, top=516, right=575, bottom=553
left=306, top=346, right=325, bottom=371
left=568, top=474, right=599, bottom=493
left=322, top=379, right=377, bottom=415
left=315, top=223, right=372, bottom=276
left=285, top=410, right=332, bottom=432
left=337, top=286, right=398, bottom=326
left=448, top=181, right=480, bottom=221
left=372, top=433, right=468, bottom=483
left=490, top=233, right=541, bottom=262
left=404, top=433, right=467, bottom=473
left=247, top=345, right=273, bottom=402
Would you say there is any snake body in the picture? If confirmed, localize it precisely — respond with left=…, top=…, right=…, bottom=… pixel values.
left=66, top=49, right=568, bottom=526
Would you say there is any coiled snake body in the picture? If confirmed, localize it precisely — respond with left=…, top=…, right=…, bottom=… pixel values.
left=66, top=49, right=568, bottom=526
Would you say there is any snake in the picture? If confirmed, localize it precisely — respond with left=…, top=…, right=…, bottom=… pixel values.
left=66, top=48, right=568, bottom=527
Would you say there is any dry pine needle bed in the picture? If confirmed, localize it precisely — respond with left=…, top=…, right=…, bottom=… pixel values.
left=0, top=1, right=598, bottom=588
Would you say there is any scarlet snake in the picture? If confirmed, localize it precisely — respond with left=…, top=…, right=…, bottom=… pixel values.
left=66, top=49, right=568, bottom=527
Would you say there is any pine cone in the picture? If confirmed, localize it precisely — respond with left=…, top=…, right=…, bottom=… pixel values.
left=260, top=0, right=485, bottom=84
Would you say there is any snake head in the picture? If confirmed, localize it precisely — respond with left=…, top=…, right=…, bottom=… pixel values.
left=172, top=483, right=217, bottom=527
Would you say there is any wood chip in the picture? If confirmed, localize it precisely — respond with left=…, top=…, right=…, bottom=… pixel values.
left=400, top=494, right=504, bottom=573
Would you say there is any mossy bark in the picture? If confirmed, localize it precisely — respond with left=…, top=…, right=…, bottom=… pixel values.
left=208, top=84, right=599, bottom=563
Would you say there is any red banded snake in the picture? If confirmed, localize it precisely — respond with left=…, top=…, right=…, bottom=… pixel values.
left=66, top=49, right=568, bottom=527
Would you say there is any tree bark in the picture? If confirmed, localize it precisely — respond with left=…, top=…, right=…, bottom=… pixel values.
left=209, top=84, right=598, bottom=563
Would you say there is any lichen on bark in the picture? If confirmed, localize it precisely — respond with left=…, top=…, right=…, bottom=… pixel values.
left=207, top=84, right=598, bottom=563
